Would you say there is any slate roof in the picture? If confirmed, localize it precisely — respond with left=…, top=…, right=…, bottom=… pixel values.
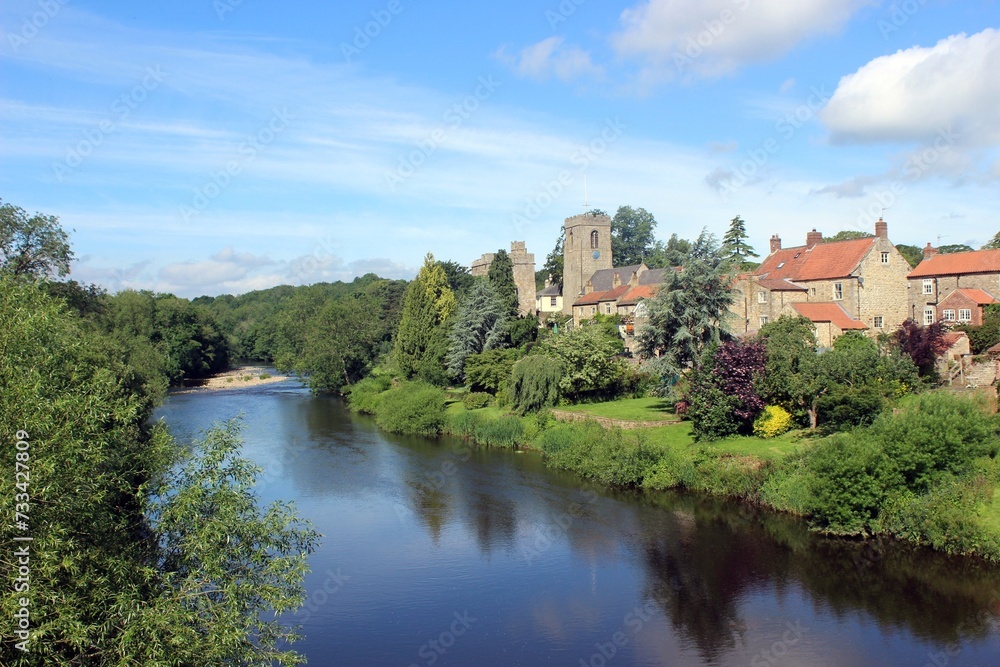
left=587, top=264, right=644, bottom=292
left=908, top=249, right=1000, bottom=278
left=756, top=237, right=878, bottom=281
left=791, top=302, right=868, bottom=330
left=537, top=283, right=561, bottom=297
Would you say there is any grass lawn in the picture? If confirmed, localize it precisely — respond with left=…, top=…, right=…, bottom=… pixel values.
left=981, top=487, right=1000, bottom=536
left=559, top=397, right=677, bottom=421
left=641, top=422, right=809, bottom=461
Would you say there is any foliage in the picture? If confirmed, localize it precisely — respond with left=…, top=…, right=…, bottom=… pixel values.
left=984, top=231, right=1000, bottom=250
left=486, top=248, right=519, bottom=316
left=822, top=230, right=873, bottom=243
left=957, top=303, right=1000, bottom=354
left=464, top=348, right=525, bottom=394
left=393, top=254, right=457, bottom=380
left=537, top=421, right=658, bottom=487
left=895, top=318, right=952, bottom=377
left=347, top=374, right=392, bottom=414
left=437, top=260, right=476, bottom=299
left=504, top=314, right=540, bottom=348
left=542, top=229, right=564, bottom=291
left=462, top=391, right=493, bottom=410
left=895, top=243, right=924, bottom=268
left=539, top=320, right=626, bottom=400
left=687, top=339, right=766, bottom=440
left=806, top=432, right=894, bottom=535
left=637, top=230, right=735, bottom=372
left=644, top=233, right=691, bottom=269
left=473, top=415, right=526, bottom=449
left=685, top=383, right=744, bottom=441
left=754, top=406, right=794, bottom=439
left=938, top=244, right=975, bottom=254
left=374, top=381, right=447, bottom=436
left=721, top=215, right=758, bottom=263
left=446, top=280, right=507, bottom=380
left=0, top=198, right=74, bottom=278
left=510, top=355, right=564, bottom=414
left=611, top=205, right=658, bottom=266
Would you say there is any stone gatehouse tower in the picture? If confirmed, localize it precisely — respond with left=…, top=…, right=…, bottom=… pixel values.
left=470, top=241, right=537, bottom=317
left=563, top=211, right=612, bottom=314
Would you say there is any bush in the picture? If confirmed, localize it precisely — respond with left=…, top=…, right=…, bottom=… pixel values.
left=816, top=385, right=885, bottom=431
left=464, top=348, right=524, bottom=394
left=536, top=421, right=657, bottom=487
left=347, top=375, right=391, bottom=414
left=447, top=409, right=482, bottom=438
left=754, top=406, right=793, bottom=439
left=474, top=415, right=525, bottom=449
left=686, top=384, right=743, bottom=441
left=510, top=354, right=563, bottom=414
left=374, top=381, right=446, bottom=436
left=462, top=391, right=493, bottom=410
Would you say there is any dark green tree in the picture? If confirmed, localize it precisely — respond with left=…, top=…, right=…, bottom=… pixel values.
left=438, top=260, right=476, bottom=299
left=938, top=244, right=975, bottom=254
left=487, top=248, right=519, bottom=316
left=644, top=233, right=691, bottom=269
left=895, top=244, right=924, bottom=268
left=542, top=230, right=564, bottom=291
left=983, top=231, right=1000, bottom=250
left=720, top=215, right=758, bottom=265
left=392, top=254, right=456, bottom=379
left=446, top=280, right=507, bottom=380
left=611, top=206, right=658, bottom=266
left=823, top=230, right=873, bottom=243
left=0, top=199, right=74, bottom=278
left=510, top=355, right=564, bottom=414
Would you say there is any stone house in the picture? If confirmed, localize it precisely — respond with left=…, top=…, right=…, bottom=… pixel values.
left=570, top=263, right=670, bottom=326
left=779, top=302, right=867, bottom=348
left=471, top=241, right=536, bottom=317
left=732, top=219, right=910, bottom=340
left=535, top=279, right=563, bottom=319
left=907, top=247, right=1000, bottom=325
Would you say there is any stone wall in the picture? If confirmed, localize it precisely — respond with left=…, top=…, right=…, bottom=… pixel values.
left=854, top=237, right=911, bottom=334
left=908, top=273, right=1000, bottom=323
left=470, top=242, right=536, bottom=317
left=563, top=212, right=612, bottom=314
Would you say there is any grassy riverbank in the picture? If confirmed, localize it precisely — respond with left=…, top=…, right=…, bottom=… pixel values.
left=348, top=378, right=1000, bottom=562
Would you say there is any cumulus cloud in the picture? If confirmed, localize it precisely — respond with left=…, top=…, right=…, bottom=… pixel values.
left=611, top=0, right=870, bottom=83
left=496, top=37, right=604, bottom=83
left=157, top=246, right=275, bottom=290
left=821, top=29, right=1000, bottom=146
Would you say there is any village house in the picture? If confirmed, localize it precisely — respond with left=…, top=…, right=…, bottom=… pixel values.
left=907, top=246, right=1000, bottom=325
left=570, top=263, right=669, bottom=326
left=731, top=219, right=910, bottom=342
left=535, top=278, right=563, bottom=319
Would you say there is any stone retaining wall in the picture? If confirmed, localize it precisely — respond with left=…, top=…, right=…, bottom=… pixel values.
left=550, top=409, right=681, bottom=430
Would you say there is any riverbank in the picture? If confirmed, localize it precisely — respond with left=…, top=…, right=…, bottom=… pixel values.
left=176, top=366, right=290, bottom=392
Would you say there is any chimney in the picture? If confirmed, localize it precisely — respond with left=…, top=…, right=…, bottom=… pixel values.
left=806, top=229, right=823, bottom=246
left=875, top=218, right=888, bottom=239
left=770, top=234, right=782, bottom=253
left=544, top=275, right=552, bottom=288
left=923, top=243, right=939, bottom=260
left=612, top=272, right=622, bottom=288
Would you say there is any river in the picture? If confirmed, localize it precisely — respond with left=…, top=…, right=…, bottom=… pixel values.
left=155, top=379, right=1000, bottom=667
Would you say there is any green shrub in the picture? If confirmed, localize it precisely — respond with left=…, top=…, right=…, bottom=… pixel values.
left=347, top=375, right=392, bottom=414
left=464, top=348, right=524, bottom=394
left=473, top=415, right=525, bottom=449
left=537, top=422, right=657, bottom=487
left=686, top=385, right=743, bottom=441
left=258, top=372, right=271, bottom=380
left=754, top=405, right=793, bottom=439
left=816, top=384, right=885, bottom=431
left=462, top=391, right=493, bottom=410
left=374, top=381, right=446, bottom=436
left=510, top=354, right=563, bottom=414
left=447, top=409, right=482, bottom=438
left=642, top=448, right=697, bottom=490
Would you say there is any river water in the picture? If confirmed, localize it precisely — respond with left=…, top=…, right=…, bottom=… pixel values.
left=155, top=379, right=1000, bottom=667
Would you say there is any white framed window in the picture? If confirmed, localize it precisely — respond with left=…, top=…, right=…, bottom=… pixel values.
left=605, top=303, right=613, bottom=314
left=758, top=291, right=767, bottom=304
left=959, top=309, right=972, bottom=322
left=590, top=306, right=596, bottom=315
left=923, top=279, right=934, bottom=295
left=833, top=283, right=843, bottom=300
left=874, top=316, right=884, bottom=328
left=942, top=309, right=956, bottom=322
left=881, top=252, right=890, bottom=264
left=550, top=296, right=558, bottom=307
left=924, top=308, right=935, bottom=325
left=759, top=316, right=769, bottom=327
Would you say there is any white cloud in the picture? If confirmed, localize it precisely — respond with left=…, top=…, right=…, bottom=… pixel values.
left=497, top=37, right=604, bottom=83
left=611, top=0, right=870, bottom=84
left=821, top=29, right=1000, bottom=146
left=156, top=247, right=275, bottom=294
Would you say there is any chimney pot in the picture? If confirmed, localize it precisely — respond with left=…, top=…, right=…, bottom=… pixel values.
left=769, top=234, right=782, bottom=253
left=875, top=218, right=888, bottom=239
left=806, top=229, right=823, bottom=246
left=923, top=243, right=939, bottom=260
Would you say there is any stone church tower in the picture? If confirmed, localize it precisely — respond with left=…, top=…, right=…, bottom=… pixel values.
left=562, top=212, right=612, bottom=314
left=470, top=241, right=537, bottom=317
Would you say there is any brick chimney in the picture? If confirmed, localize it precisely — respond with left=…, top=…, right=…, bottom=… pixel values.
left=769, top=234, right=782, bottom=253
left=806, top=229, right=823, bottom=246
left=875, top=218, right=888, bottom=239
left=923, top=243, right=939, bottom=260
left=612, top=272, right=622, bottom=288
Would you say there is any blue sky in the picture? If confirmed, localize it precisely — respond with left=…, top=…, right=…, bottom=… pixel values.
left=2, top=0, right=998, bottom=297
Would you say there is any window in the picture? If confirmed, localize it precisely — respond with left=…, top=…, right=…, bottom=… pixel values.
left=881, top=252, right=890, bottom=264
left=942, top=309, right=956, bottom=322
left=634, top=302, right=648, bottom=318
left=959, top=309, right=972, bottom=322
left=605, top=303, right=613, bottom=314
left=550, top=296, right=558, bottom=307
left=590, top=230, right=599, bottom=249
left=590, top=306, right=596, bottom=315
left=759, top=316, right=769, bottom=328
left=924, top=308, right=935, bottom=325
left=923, top=279, right=934, bottom=295
left=874, top=316, right=884, bottom=328
left=757, top=291, right=767, bottom=304
left=833, top=282, right=843, bottom=300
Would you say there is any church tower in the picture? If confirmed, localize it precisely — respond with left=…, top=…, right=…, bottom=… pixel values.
left=562, top=211, right=612, bottom=314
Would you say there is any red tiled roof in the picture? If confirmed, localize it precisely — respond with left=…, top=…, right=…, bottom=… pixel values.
left=791, top=302, right=868, bottom=330
left=949, top=288, right=999, bottom=305
left=617, top=284, right=658, bottom=306
left=756, top=237, right=877, bottom=281
left=573, top=289, right=611, bottom=307
left=942, top=332, right=968, bottom=347
left=908, top=249, right=1000, bottom=278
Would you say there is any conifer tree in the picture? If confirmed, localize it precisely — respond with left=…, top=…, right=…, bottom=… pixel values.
left=487, top=248, right=519, bottom=316
left=721, top=215, right=758, bottom=263
left=446, top=279, right=507, bottom=380
left=392, top=253, right=456, bottom=378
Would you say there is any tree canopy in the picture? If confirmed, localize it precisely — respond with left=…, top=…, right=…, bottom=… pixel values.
left=487, top=248, right=519, bottom=316
left=611, top=206, right=658, bottom=266
left=0, top=199, right=74, bottom=278
left=720, top=215, right=758, bottom=264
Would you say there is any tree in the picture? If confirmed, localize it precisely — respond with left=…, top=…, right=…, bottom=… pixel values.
left=611, top=206, right=658, bottom=266
left=686, top=339, right=766, bottom=440
left=895, top=319, right=952, bottom=377
left=957, top=304, right=1000, bottom=354
left=540, top=321, right=626, bottom=400
left=438, top=260, right=476, bottom=299
left=542, top=230, right=564, bottom=291
left=392, top=254, right=456, bottom=379
left=895, top=244, right=924, bottom=268
left=0, top=199, right=74, bottom=278
left=510, top=355, right=564, bottom=414
left=446, top=280, right=507, bottom=380
left=487, top=248, right=519, bottom=316
left=938, top=244, right=975, bottom=254
left=645, top=233, right=692, bottom=269
left=823, top=230, right=873, bottom=243
left=721, top=215, right=758, bottom=265
left=983, top=231, right=1000, bottom=250
left=637, top=230, right=735, bottom=373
